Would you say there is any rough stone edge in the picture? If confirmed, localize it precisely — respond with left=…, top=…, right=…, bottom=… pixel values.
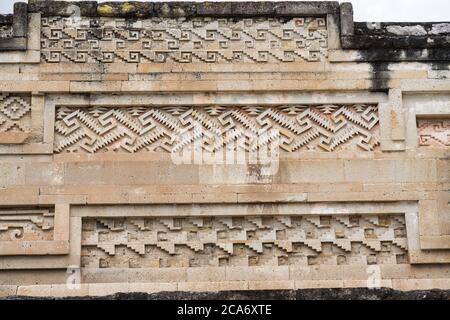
left=26, top=1, right=341, bottom=18
left=0, top=2, right=27, bottom=51
left=4, top=288, right=450, bottom=300
left=339, top=3, right=450, bottom=49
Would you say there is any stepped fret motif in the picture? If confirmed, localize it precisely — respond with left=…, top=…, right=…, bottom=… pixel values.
left=0, top=94, right=31, bottom=133
left=54, top=105, right=380, bottom=153
left=81, top=214, right=408, bottom=269
left=0, top=209, right=55, bottom=242
left=41, top=16, right=328, bottom=64
left=417, top=119, right=450, bottom=147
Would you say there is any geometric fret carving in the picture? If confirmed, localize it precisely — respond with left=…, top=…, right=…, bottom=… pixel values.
left=0, top=208, right=54, bottom=242
left=41, top=16, right=328, bottom=63
left=0, top=207, right=70, bottom=256
left=54, top=105, right=380, bottom=153
left=81, top=214, right=408, bottom=269
left=417, top=119, right=450, bottom=147
left=0, top=94, right=31, bottom=133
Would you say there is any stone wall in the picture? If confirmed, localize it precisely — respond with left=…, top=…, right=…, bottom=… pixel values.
left=0, top=1, right=449, bottom=298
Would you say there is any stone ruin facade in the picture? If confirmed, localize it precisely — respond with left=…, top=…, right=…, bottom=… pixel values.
left=0, top=1, right=449, bottom=298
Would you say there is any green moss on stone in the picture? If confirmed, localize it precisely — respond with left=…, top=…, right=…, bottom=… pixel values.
left=97, top=4, right=114, bottom=16
left=121, top=3, right=135, bottom=14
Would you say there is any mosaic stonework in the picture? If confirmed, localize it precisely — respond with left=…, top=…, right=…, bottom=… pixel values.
left=41, top=16, right=328, bottom=63
left=0, top=94, right=31, bottom=133
left=0, top=208, right=55, bottom=242
left=417, top=119, right=450, bottom=147
left=54, top=104, right=380, bottom=153
left=81, top=215, right=408, bottom=269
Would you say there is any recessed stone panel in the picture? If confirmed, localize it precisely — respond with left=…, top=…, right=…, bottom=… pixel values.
left=80, top=214, right=408, bottom=277
left=417, top=119, right=450, bottom=147
left=54, top=104, right=379, bottom=153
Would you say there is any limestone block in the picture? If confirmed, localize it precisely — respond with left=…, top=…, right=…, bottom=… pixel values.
left=129, top=282, right=177, bottom=294
left=82, top=268, right=187, bottom=283
left=17, top=284, right=90, bottom=298
left=392, top=279, right=450, bottom=291
left=388, top=89, right=406, bottom=142
left=419, top=200, right=441, bottom=237
left=0, top=186, right=39, bottom=206
left=295, top=280, right=343, bottom=289
left=0, top=269, right=70, bottom=285
left=0, top=81, right=70, bottom=92
left=249, top=281, right=295, bottom=291
left=0, top=163, right=26, bottom=187
left=70, top=81, right=122, bottom=93
left=237, top=193, right=307, bottom=203
left=88, top=283, right=130, bottom=296
left=226, top=267, right=290, bottom=281
left=178, top=281, right=248, bottom=292
left=279, top=160, right=345, bottom=184
left=30, top=94, right=45, bottom=143
left=24, top=162, right=65, bottom=186
left=303, top=266, right=345, bottom=281
left=0, top=285, right=17, bottom=297
left=192, top=193, right=238, bottom=204
left=343, top=159, right=437, bottom=183
left=186, top=267, right=227, bottom=282
left=340, top=3, right=354, bottom=36
left=81, top=269, right=128, bottom=284
left=425, top=237, right=450, bottom=252
left=343, top=280, right=393, bottom=289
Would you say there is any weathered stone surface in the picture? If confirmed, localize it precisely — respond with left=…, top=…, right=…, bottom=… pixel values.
left=28, top=0, right=98, bottom=17
left=0, top=15, right=13, bottom=25
left=430, top=23, right=450, bottom=35
left=340, top=2, right=354, bottom=36
left=0, top=1, right=449, bottom=299
left=153, top=2, right=197, bottom=18
left=4, top=288, right=450, bottom=300
left=196, top=2, right=232, bottom=16
left=386, top=25, right=428, bottom=36
left=275, top=1, right=340, bottom=15
left=97, top=2, right=154, bottom=18
left=12, top=2, right=27, bottom=37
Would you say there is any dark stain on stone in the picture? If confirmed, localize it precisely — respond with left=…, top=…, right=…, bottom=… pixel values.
left=370, top=61, right=390, bottom=92
left=430, top=61, right=450, bottom=71
left=4, top=288, right=450, bottom=300
left=247, top=164, right=262, bottom=181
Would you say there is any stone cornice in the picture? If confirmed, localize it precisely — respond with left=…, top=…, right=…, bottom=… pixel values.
left=26, top=1, right=341, bottom=18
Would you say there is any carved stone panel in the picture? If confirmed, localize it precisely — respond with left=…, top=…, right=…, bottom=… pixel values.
left=54, top=104, right=380, bottom=153
left=417, top=119, right=450, bottom=147
left=81, top=214, right=408, bottom=269
left=0, top=208, right=54, bottom=242
left=0, top=94, right=31, bottom=144
left=41, top=16, right=328, bottom=63
left=0, top=207, right=70, bottom=256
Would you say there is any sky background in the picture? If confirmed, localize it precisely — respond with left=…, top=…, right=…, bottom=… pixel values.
left=0, top=0, right=449, bottom=22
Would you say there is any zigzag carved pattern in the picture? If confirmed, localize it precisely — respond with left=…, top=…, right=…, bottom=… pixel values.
left=80, top=214, right=408, bottom=269
left=40, top=16, right=328, bottom=63
left=54, top=105, right=380, bottom=153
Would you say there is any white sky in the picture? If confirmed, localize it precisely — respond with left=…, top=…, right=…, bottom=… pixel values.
left=0, top=0, right=449, bottom=22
